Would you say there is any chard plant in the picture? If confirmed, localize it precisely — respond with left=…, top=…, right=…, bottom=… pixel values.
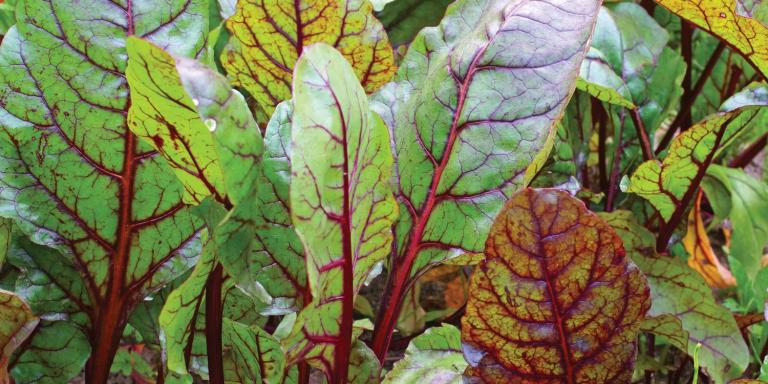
left=0, top=0, right=765, bottom=383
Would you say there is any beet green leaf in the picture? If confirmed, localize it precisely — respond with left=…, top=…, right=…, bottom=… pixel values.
left=0, top=1, right=207, bottom=381
left=283, top=43, right=397, bottom=383
left=371, top=0, right=601, bottom=359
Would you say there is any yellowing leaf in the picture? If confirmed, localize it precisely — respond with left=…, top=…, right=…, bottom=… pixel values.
left=655, top=0, right=768, bottom=77
left=222, top=0, right=396, bottom=115
left=0, top=290, right=38, bottom=383
left=684, top=190, right=736, bottom=288
left=462, top=189, right=650, bottom=383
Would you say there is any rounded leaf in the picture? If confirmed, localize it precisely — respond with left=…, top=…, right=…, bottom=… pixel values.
left=461, top=188, right=650, bottom=383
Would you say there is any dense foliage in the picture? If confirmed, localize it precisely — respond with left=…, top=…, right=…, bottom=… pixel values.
left=0, top=0, right=765, bottom=383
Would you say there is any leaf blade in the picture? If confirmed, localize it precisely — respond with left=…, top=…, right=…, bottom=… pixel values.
left=222, top=0, right=396, bottom=115
left=461, top=189, right=651, bottom=383
left=285, top=43, right=397, bottom=381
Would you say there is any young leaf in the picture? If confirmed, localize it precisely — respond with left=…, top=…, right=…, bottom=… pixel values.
left=0, top=1, right=207, bottom=381
left=602, top=211, right=749, bottom=384
left=655, top=0, right=768, bottom=77
left=372, top=0, right=601, bottom=359
left=126, top=37, right=263, bottom=206
left=221, top=0, right=396, bottom=115
left=284, top=43, right=397, bottom=382
left=383, top=324, right=466, bottom=384
left=461, top=189, right=651, bottom=383
left=160, top=233, right=219, bottom=379
left=683, top=190, right=736, bottom=288
left=0, top=290, right=37, bottom=382
left=347, top=341, right=382, bottom=383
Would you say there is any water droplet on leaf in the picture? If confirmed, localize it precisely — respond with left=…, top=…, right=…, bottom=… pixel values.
left=205, top=118, right=217, bottom=132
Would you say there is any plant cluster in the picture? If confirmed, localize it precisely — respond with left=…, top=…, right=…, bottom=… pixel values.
left=0, top=0, right=765, bottom=383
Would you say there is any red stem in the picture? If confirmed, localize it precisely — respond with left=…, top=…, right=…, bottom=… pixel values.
left=631, top=108, right=654, bottom=161
left=679, top=22, right=694, bottom=131
left=334, top=93, right=355, bottom=384
left=85, top=111, right=139, bottom=384
left=729, top=133, right=767, bottom=168
left=605, top=110, right=625, bottom=211
left=656, top=42, right=726, bottom=154
left=371, top=41, right=492, bottom=364
left=640, top=0, right=656, bottom=14
left=593, top=99, right=609, bottom=191
left=655, top=115, right=736, bottom=252
left=205, top=264, right=225, bottom=384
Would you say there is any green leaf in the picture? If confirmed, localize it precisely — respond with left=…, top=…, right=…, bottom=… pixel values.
left=0, top=1, right=207, bottom=379
left=581, top=4, right=684, bottom=136
left=639, top=314, right=689, bottom=352
left=0, top=289, right=37, bottom=381
left=383, top=324, right=466, bottom=384
left=602, top=211, right=749, bottom=384
left=656, top=0, right=768, bottom=77
left=705, top=165, right=768, bottom=292
left=375, top=0, right=452, bottom=46
left=8, top=239, right=92, bottom=384
left=160, top=230, right=219, bottom=378
left=462, top=189, right=651, bottom=383
left=347, top=340, right=382, bottom=384
left=0, top=219, right=12, bottom=269
left=284, top=43, right=397, bottom=382
left=393, top=0, right=599, bottom=268
left=221, top=0, right=396, bottom=116
left=218, top=101, right=307, bottom=314
left=628, top=88, right=768, bottom=221
left=577, top=47, right=635, bottom=108
left=375, top=0, right=600, bottom=345
left=0, top=0, right=16, bottom=37
left=222, top=318, right=284, bottom=384
left=126, top=37, right=263, bottom=206
left=690, top=34, right=757, bottom=123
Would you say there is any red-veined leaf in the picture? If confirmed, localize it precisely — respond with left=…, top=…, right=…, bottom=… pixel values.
left=370, top=0, right=602, bottom=359
left=283, top=43, right=397, bottom=383
left=221, top=0, right=396, bottom=116
left=0, top=1, right=207, bottom=381
left=461, top=188, right=651, bottom=383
